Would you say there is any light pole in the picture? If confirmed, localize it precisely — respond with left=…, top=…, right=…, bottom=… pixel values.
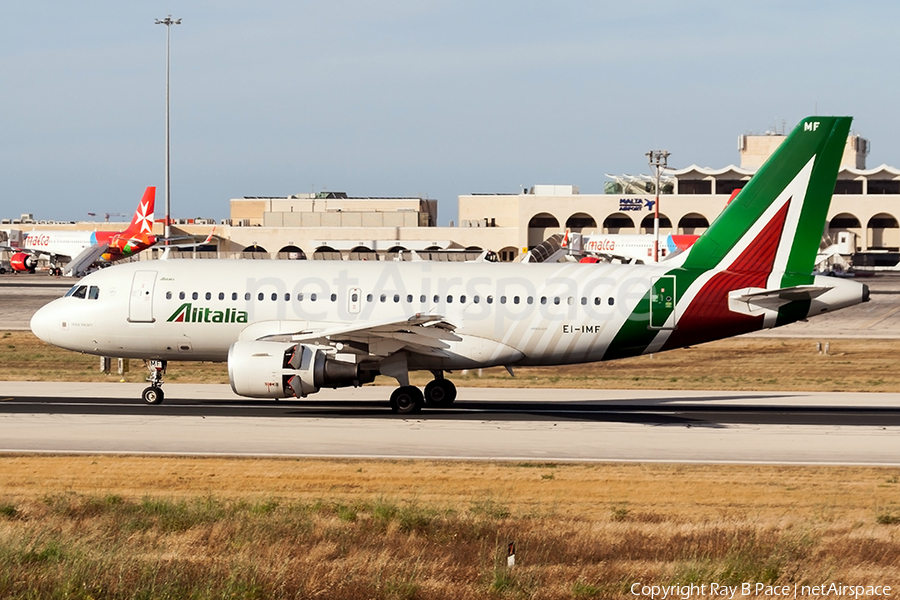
left=646, top=150, right=670, bottom=262
left=155, top=15, right=181, bottom=243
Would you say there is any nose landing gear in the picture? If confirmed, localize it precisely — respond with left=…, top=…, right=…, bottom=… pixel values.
left=142, top=359, right=167, bottom=405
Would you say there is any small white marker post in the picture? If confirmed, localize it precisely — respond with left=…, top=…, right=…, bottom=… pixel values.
left=507, top=541, right=516, bottom=568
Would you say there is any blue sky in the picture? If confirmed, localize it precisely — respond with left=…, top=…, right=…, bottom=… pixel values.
left=1, top=1, right=897, bottom=225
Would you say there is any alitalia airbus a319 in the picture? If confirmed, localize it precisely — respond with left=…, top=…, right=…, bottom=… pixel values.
left=31, top=116, right=868, bottom=413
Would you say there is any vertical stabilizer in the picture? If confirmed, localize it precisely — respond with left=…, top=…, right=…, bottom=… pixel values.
left=123, top=187, right=156, bottom=236
left=681, top=117, right=851, bottom=284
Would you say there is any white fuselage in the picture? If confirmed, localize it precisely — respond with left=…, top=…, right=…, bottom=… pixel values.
left=31, top=259, right=866, bottom=371
left=15, top=230, right=99, bottom=261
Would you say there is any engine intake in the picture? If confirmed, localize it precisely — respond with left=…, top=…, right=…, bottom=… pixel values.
left=10, top=252, right=37, bottom=273
left=228, top=341, right=374, bottom=398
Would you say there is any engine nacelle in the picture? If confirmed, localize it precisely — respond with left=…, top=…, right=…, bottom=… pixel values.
left=10, top=252, right=37, bottom=273
left=227, top=340, right=375, bottom=399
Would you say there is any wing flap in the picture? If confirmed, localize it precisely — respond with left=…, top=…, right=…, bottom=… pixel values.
left=251, top=314, right=460, bottom=359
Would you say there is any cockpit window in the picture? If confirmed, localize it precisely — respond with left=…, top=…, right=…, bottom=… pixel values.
left=68, top=285, right=88, bottom=299
left=88, top=286, right=100, bottom=300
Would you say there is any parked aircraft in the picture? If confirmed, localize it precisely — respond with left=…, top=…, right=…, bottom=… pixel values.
left=576, top=231, right=699, bottom=262
left=2, top=188, right=157, bottom=276
left=31, top=117, right=868, bottom=413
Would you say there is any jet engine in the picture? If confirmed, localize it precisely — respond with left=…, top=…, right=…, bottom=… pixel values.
left=10, top=252, right=37, bottom=273
left=227, top=340, right=375, bottom=398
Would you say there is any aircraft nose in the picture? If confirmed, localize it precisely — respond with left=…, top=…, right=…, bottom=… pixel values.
left=30, top=300, right=65, bottom=346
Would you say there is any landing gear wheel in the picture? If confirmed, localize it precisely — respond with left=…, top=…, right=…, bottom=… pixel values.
left=142, top=386, right=164, bottom=405
left=390, top=386, right=424, bottom=414
left=424, top=379, right=457, bottom=406
left=143, top=359, right=167, bottom=405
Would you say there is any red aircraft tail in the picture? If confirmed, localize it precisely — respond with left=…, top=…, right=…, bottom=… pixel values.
left=123, top=187, right=156, bottom=236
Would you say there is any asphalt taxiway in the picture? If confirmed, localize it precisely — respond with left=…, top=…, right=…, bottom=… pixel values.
left=1, top=383, right=898, bottom=464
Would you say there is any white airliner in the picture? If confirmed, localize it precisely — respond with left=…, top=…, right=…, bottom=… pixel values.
left=31, top=117, right=868, bottom=413
left=2, top=188, right=157, bottom=276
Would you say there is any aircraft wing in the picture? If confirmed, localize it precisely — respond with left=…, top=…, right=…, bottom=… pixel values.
left=157, top=227, right=216, bottom=249
left=254, top=314, right=462, bottom=358
left=0, top=244, right=54, bottom=258
left=64, top=243, right=109, bottom=277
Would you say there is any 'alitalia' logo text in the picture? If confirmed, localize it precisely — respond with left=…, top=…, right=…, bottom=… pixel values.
left=167, top=302, right=248, bottom=324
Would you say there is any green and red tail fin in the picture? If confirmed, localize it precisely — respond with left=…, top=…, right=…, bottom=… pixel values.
left=680, top=116, right=851, bottom=285
left=604, top=117, right=852, bottom=360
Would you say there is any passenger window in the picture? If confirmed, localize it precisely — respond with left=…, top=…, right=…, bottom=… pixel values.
left=527, top=297, right=534, bottom=305
left=500, top=296, right=506, bottom=304
left=244, top=293, right=251, bottom=301
left=179, top=291, right=186, bottom=300
left=554, top=297, right=561, bottom=305
left=271, top=293, right=277, bottom=301
left=433, top=295, right=440, bottom=303
left=460, top=295, right=466, bottom=303
left=514, top=296, right=520, bottom=304
left=298, top=293, right=304, bottom=301
left=232, top=292, right=238, bottom=301
left=594, top=297, right=601, bottom=305
left=258, top=293, right=264, bottom=301
left=351, top=293, right=359, bottom=302
left=310, top=293, right=317, bottom=301
left=419, top=295, right=426, bottom=303
left=206, top=292, right=212, bottom=300
left=447, top=295, right=453, bottom=303
left=406, top=294, right=413, bottom=303
left=331, top=293, right=337, bottom=302
left=366, top=294, right=373, bottom=302
left=380, top=294, right=387, bottom=303
left=473, top=295, right=480, bottom=304
left=567, top=297, right=574, bottom=305
left=608, top=297, right=615, bottom=306
left=88, top=286, right=100, bottom=300
left=286, top=293, right=291, bottom=301
left=166, top=291, right=172, bottom=300
left=580, top=297, right=587, bottom=305
left=393, top=294, right=400, bottom=303
left=218, top=292, right=225, bottom=301
left=540, top=297, right=547, bottom=305
left=192, top=292, right=199, bottom=300
left=487, top=295, right=493, bottom=304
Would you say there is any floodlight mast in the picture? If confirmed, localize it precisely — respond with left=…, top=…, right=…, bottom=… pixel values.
left=646, top=150, right=670, bottom=262
left=155, top=15, right=181, bottom=243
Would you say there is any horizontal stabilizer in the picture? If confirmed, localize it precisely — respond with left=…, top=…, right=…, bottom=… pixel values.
left=728, top=285, right=832, bottom=315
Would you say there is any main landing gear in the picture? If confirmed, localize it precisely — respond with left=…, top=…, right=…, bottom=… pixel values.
left=389, top=372, right=457, bottom=414
left=142, top=359, right=167, bottom=405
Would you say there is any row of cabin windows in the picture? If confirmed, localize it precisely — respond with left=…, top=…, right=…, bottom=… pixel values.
left=165, top=290, right=616, bottom=307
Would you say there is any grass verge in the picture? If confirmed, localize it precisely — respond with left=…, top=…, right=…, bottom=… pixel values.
left=1, top=457, right=899, bottom=599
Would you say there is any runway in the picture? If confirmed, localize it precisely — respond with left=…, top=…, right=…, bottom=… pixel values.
left=2, top=382, right=899, bottom=464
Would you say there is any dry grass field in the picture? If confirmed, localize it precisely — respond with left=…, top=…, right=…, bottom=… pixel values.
left=1, top=457, right=900, bottom=599
left=4, top=330, right=900, bottom=392
left=4, top=332, right=900, bottom=597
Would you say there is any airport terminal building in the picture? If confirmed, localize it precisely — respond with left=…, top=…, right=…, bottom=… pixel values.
left=5, top=126, right=900, bottom=265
